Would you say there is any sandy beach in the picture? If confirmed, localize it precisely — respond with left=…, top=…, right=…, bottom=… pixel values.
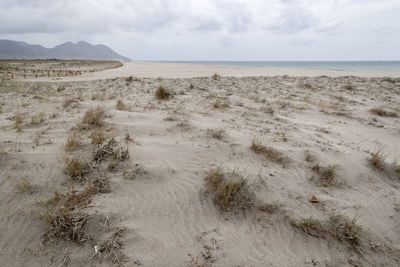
left=1, top=61, right=400, bottom=266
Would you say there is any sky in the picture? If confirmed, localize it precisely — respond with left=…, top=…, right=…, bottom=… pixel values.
left=0, top=0, right=399, bottom=61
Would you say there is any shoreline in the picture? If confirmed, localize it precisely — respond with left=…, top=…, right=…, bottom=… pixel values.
left=23, top=61, right=400, bottom=82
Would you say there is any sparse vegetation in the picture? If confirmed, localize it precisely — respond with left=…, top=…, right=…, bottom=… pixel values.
left=155, top=85, right=171, bottom=100
left=64, top=132, right=81, bottom=151
left=251, top=139, right=290, bottom=167
left=204, top=168, right=254, bottom=212
left=62, top=98, right=78, bottom=110
left=292, top=213, right=363, bottom=250
left=207, top=128, right=224, bottom=140
left=369, top=107, right=397, bottom=117
left=98, top=227, right=127, bottom=264
left=89, top=128, right=106, bottom=144
left=213, top=98, right=229, bottom=109
left=92, top=138, right=129, bottom=170
left=40, top=206, right=88, bottom=243
left=64, top=155, right=89, bottom=179
left=368, top=149, right=386, bottom=170
left=82, top=106, right=105, bottom=128
left=30, top=112, right=46, bottom=125
left=116, top=99, right=128, bottom=111
left=343, top=84, right=354, bottom=90
left=305, top=151, right=338, bottom=185
left=14, top=113, right=24, bottom=132
left=212, top=73, right=220, bottom=80
left=15, top=179, right=33, bottom=193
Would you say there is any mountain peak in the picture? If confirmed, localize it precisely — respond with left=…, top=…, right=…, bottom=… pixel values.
left=0, top=40, right=130, bottom=60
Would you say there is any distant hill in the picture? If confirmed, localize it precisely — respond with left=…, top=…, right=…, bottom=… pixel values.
left=0, top=40, right=130, bottom=60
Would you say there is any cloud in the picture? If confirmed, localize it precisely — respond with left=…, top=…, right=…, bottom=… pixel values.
left=0, top=0, right=399, bottom=60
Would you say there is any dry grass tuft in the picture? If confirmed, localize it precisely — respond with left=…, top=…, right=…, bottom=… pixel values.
left=207, top=128, right=224, bottom=140
left=368, top=149, right=386, bottom=171
left=292, top=214, right=362, bottom=250
left=251, top=139, right=290, bottom=167
left=14, top=113, right=24, bottom=132
left=212, top=73, right=220, bottom=80
left=82, top=106, right=105, bottom=128
left=292, top=217, right=326, bottom=238
left=64, top=156, right=89, bottom=179
left=64, top=132, right=81, bottom=151
left=155, top=85, right=171, bottom=100
left=62, top=98, right=78, bottom=110
left=298, top=82, right=313, bottom=89
left=205, top=168, right=254, bottom=212
left=213, top=98, right=229, bottom=109
left=15, top=179, right=33, bottom=193
left=116, top=99, right=129, bottom=111
left=305, top=151, right=338, bottom=185
left=30, top=112, right=46, bottom=125
left=343, top=84, right=354, bottom=90
left=89, top=128, right=106, bottom=145
left=328, top=214, right=362, bottom=248
left=369, top=107, right=397, bottom=117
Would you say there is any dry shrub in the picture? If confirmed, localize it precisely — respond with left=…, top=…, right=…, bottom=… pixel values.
left=207, top=128, right=224, bottom=140
left=205, top=168, right=254, bottom=212
left=262, top=105, right=275, bottom=115
left=292, top=214, right=362, bottom=250
left=62, top=98, right=78, bottom=110
left=155, top=86, right=171, bottom=100
left=123, top=165, right=146, bottom=180
left=15, top=179, right=33, bottom=193
left=213, top=98, right=229, bottom=109
left=251, top=139, right=290, bottom=167
left=292, top=217, right=326, bottom=238
left=64, top=156, right=89, bottom=179
left=368, top=149, right=386, bottom=170
left=30, top=112, right=46, bottom=125
left=212, top=73, right=220, bottom=80
left=63, top=182, right=96, bottom=208
left=116, top=99, right=128, bottom=111
left=328, top=214, right=362, bottom=248
left=305, top=151, right=338, bottom=185
left=92, top=138, right=129, bottom=170
left=369, top=107, right=397, bottom=117
left=82, top=106, right=105, bottom=128
left=314, top=165, right=338, bottom=184
left=14, top=113, right=24, bottom=132
left=343, top=84, right=354, bottom=90
left=40, top=206, right=88, bottom=243
left=298, top=82, right=313, bottom=89
left=99, top=227, right=126, bottom=264
left=64, top=132, right=81, bottom=151
left=90, top=129, right=106, bottom=145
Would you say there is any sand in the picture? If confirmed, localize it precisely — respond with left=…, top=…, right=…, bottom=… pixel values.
left=1, top=61, right=400, bottom=266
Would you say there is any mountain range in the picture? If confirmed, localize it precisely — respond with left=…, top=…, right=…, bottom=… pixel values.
left=0, top=40, right=130, bottom=60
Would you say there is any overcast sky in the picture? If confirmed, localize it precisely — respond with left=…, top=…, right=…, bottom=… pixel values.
left=1, top=0, right=399, bottom=60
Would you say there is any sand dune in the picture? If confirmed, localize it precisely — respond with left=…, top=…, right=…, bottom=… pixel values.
left=1, top=62, right=400, bottom=266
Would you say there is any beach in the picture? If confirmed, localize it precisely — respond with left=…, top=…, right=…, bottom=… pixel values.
left=1, top=61, right=400, bottom=266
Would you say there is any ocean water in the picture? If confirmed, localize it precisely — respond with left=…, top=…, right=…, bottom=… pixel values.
left=163, top=61, right=400, bottom=73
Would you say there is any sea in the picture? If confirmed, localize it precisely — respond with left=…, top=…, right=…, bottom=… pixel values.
left=161, top=61, right=400, bottom=73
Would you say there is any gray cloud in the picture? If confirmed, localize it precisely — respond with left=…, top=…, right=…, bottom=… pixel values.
left=0, top=0, right=399, bottom=60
